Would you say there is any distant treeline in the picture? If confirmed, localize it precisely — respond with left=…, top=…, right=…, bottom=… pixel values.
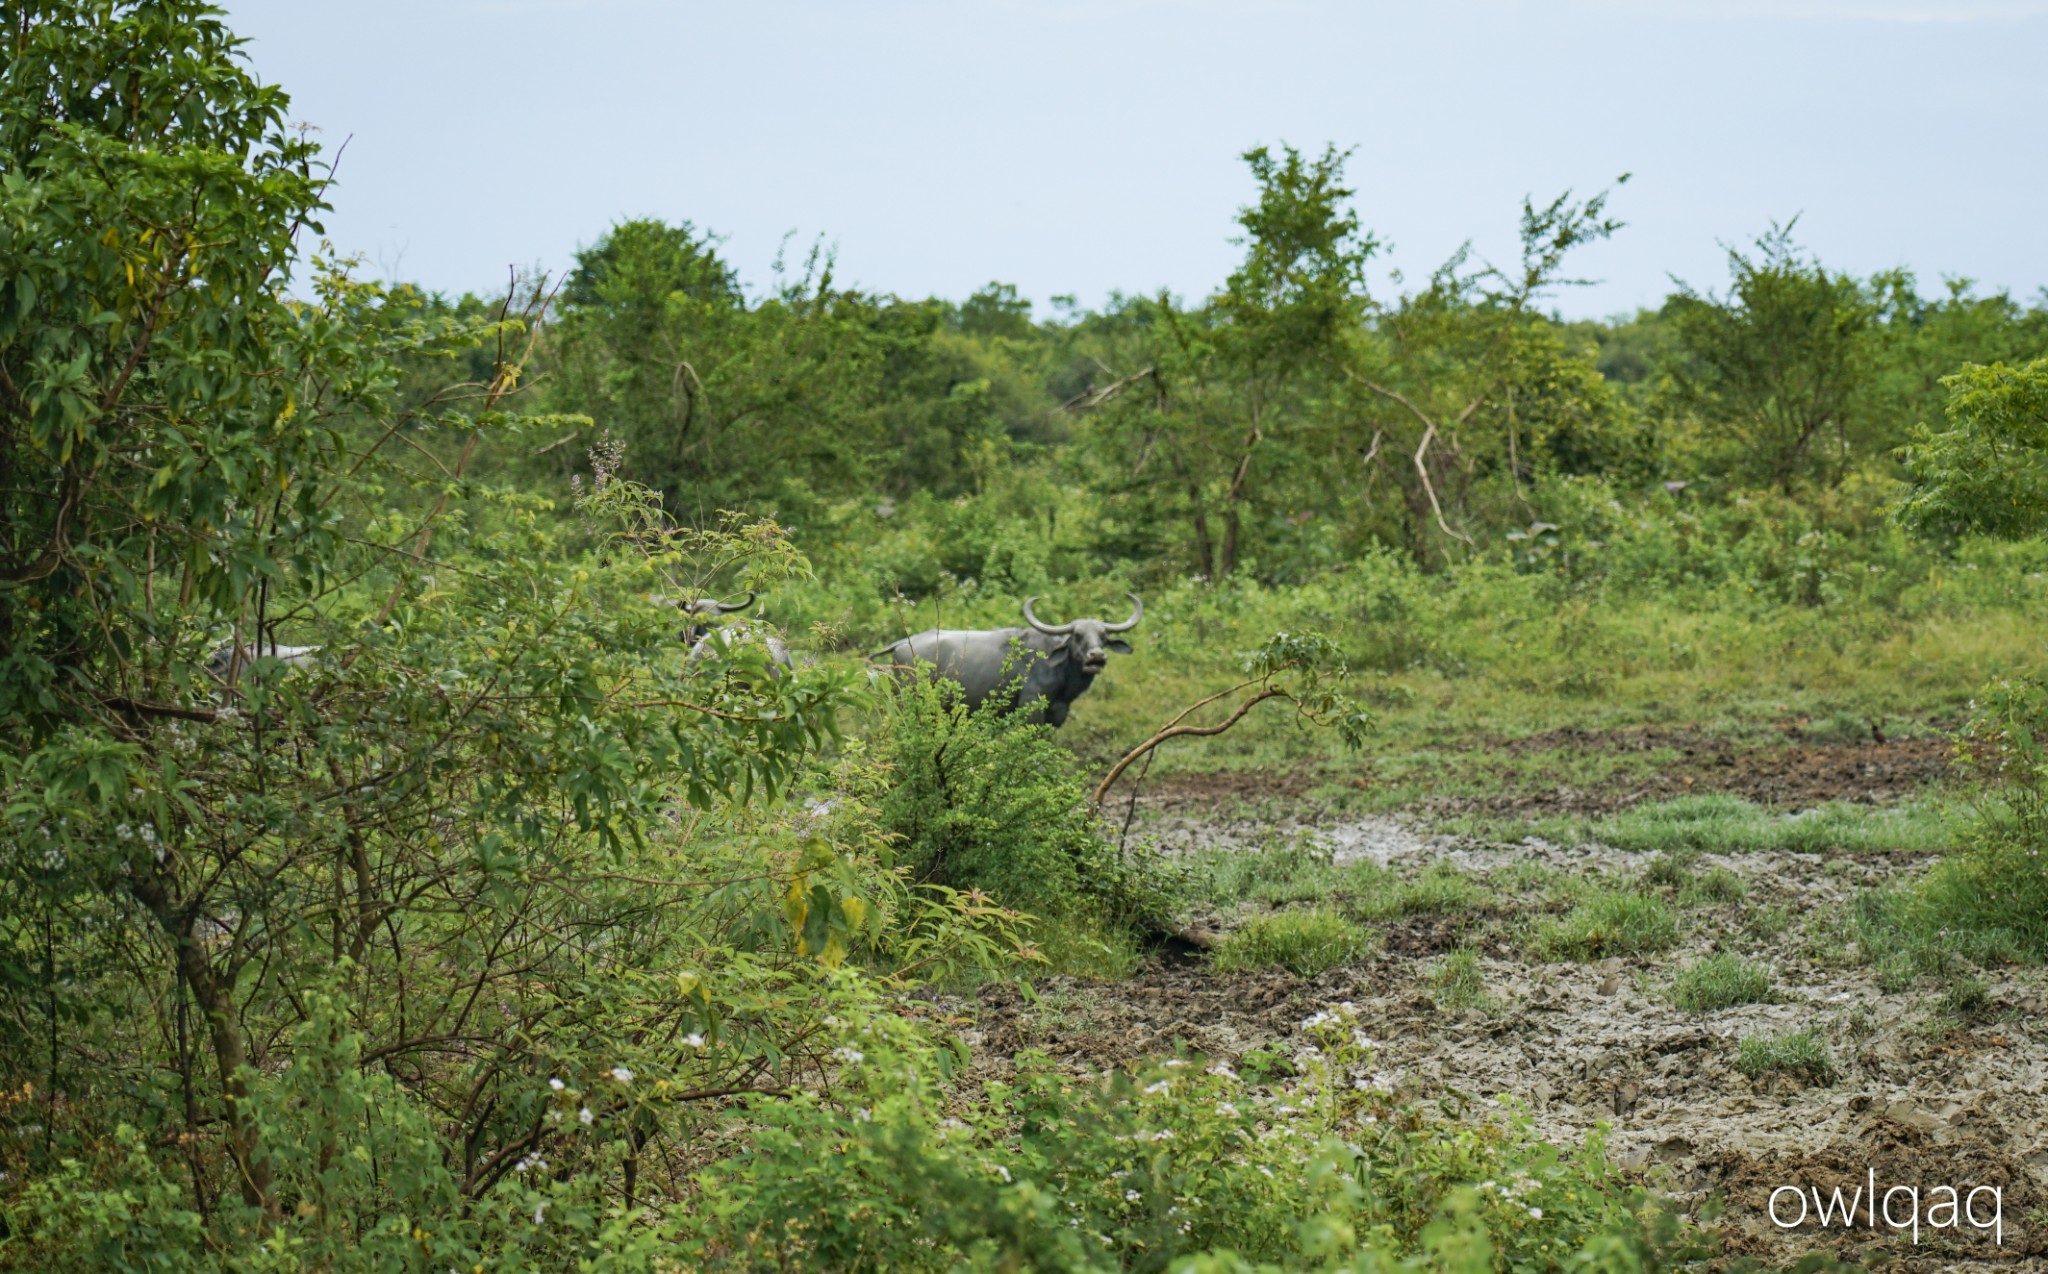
left=419, top=150, right=2046, bottom=591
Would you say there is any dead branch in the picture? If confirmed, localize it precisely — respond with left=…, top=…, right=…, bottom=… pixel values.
left=1092, top=687, right=1286, bottom=807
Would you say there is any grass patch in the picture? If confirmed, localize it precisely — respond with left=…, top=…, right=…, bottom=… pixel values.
left=1667, top=953, right=1775, bottom=1011
left=1213, top=908, right=1375, bottom=976
left=1185, top=833, right=1341, bottom=909
left=1530, top=889, right=1680, bottom=960
left=1643, top=850, right=1699, bottom=888
left=1426, top=947, right=1492, bottom=1012
left=1547, top=793, right=1954, bottom=855
left=1939, top=972, right=1994, bottom=1019
left=1345, top=861, right=1487, bottom=921
left=1678, top=866, right=1747, bottom=907
left=1735, top=1029, right=1839, bottom=1086
left=1856, top=836, right=2048, bottom=980
left=1743, top=905, right=1791, bottom=940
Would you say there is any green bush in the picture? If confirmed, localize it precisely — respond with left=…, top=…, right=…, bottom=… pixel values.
left=859, top=675, right=1177, bottom=937
left=1532, top=890, right=1681, bottom=960
left=1667, top=954, right=1776, bottom=1011
left=1213, top=908, right=1374, bottom=976
left=681, top=1010, right=1704, bottom=1271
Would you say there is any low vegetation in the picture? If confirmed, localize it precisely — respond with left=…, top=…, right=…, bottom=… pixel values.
left=1735, top=1029, right=1840, bottom=1086
left=1212, top=907, right=1376, bottom=977
left=1531, top=890, right=1683, bottom=960
left=4, top=3, right=2046, bottom=1270
left=1668, top=954, right=1777, bottom=1012
left=1427, top=947, right=1494, bottom=1012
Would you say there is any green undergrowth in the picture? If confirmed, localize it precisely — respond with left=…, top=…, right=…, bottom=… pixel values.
left=854, top=676, right=1181, bottom=968
left=1855, top=677, right=2048, bottom=981
left=670, top=1007, right=1705, bottom=1271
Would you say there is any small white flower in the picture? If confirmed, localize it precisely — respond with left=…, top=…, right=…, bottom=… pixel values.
left=610, top=1066, right=634, bottom=1084
left=995, top=1165, right=1011, bottom=1183
left=1125, top=1189, right=1142, bottom=1202
left=548, top=1077, right=565, bottom=1091
left=533, top=1201, right=549, bottom=1225
left=1216, top=1102, right=1239, bottom=1117
left=1528, top=1206, right=1544, bottom=1220
left=1143, top=1080, right=1170, bottom=1096
left=682, top=1033, right=705, bottom=1049
left=579, top=1106, right=594, bottom=1126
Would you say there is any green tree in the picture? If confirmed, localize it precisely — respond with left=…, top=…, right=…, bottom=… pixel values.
left=0, top=10, right=1015, bottom=1267
left=1894, top=357, right=2048, bottom=539
left=1665, top=223, right=1877, bottom=492
left=1077, top=144, right=1375, bottom=577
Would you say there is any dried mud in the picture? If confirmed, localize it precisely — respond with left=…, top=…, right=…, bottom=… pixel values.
left=960, top=734, right=2045, bottom=1270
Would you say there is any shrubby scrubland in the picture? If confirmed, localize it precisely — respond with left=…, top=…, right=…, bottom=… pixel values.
left=3, top=2, right=2047, bottom=1270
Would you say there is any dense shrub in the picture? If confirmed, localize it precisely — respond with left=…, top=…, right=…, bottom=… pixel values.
left=856, top=676, right=1178, bottom=938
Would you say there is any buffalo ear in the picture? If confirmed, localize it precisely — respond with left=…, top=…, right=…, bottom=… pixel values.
left=1106, top=639, right=1132, bottom=654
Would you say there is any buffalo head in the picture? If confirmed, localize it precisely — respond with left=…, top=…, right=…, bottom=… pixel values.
left=669, top=592, right=755, bottom=643
left=1021, top=593, right=1142, bottom=673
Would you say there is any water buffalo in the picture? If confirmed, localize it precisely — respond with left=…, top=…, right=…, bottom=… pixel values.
left=672, top=592, right=794, bottom=674
left=875, top=594, right=1141, bottom=727
left=203, top=640, right=322, bottom=682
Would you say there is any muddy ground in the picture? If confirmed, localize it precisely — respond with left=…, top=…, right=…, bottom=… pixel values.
left=958, top=733, right=2046, bottom=1271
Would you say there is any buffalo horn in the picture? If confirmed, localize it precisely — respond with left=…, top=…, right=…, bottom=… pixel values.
left=1104, top=593, right=1143, bottom=633
left=1021, top=596, right=1073, bottom=635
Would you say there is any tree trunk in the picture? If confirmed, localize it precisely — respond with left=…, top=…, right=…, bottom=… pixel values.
left=1219, top=400, right=1263, bottom=577
left=1188, top=485, right=1214, bottom=579
left=130, top=865, right=274, bottom=1215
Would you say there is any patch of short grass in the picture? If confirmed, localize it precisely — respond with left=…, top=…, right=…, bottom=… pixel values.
left=1530, top=889, right=1680, bottom=960
left=1345, top=861, right=1486, bottom=921
left=1743, top=905, right=1791, bottom=940
left=1186, top=833, right=1341, bottom=908
left=1643, top=850, right=1699, bottom=888
left=1213, top=908, right=1374, bottom=977
left=1425, top=946, right=1491, bottom=1012
left=1667, top=953, right=1776, bottom=1012
left=1552, top=793, right=1954, bottom=855
left=1678, top=866, right=1747, bottom=907
left=1939, top=972, right=1994, bottom=1019
left=1735, top=1028, right=1839, bottom=1085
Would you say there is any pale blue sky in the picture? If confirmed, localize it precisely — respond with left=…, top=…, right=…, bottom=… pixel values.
left=223, top=0, right=2048, bottom=318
